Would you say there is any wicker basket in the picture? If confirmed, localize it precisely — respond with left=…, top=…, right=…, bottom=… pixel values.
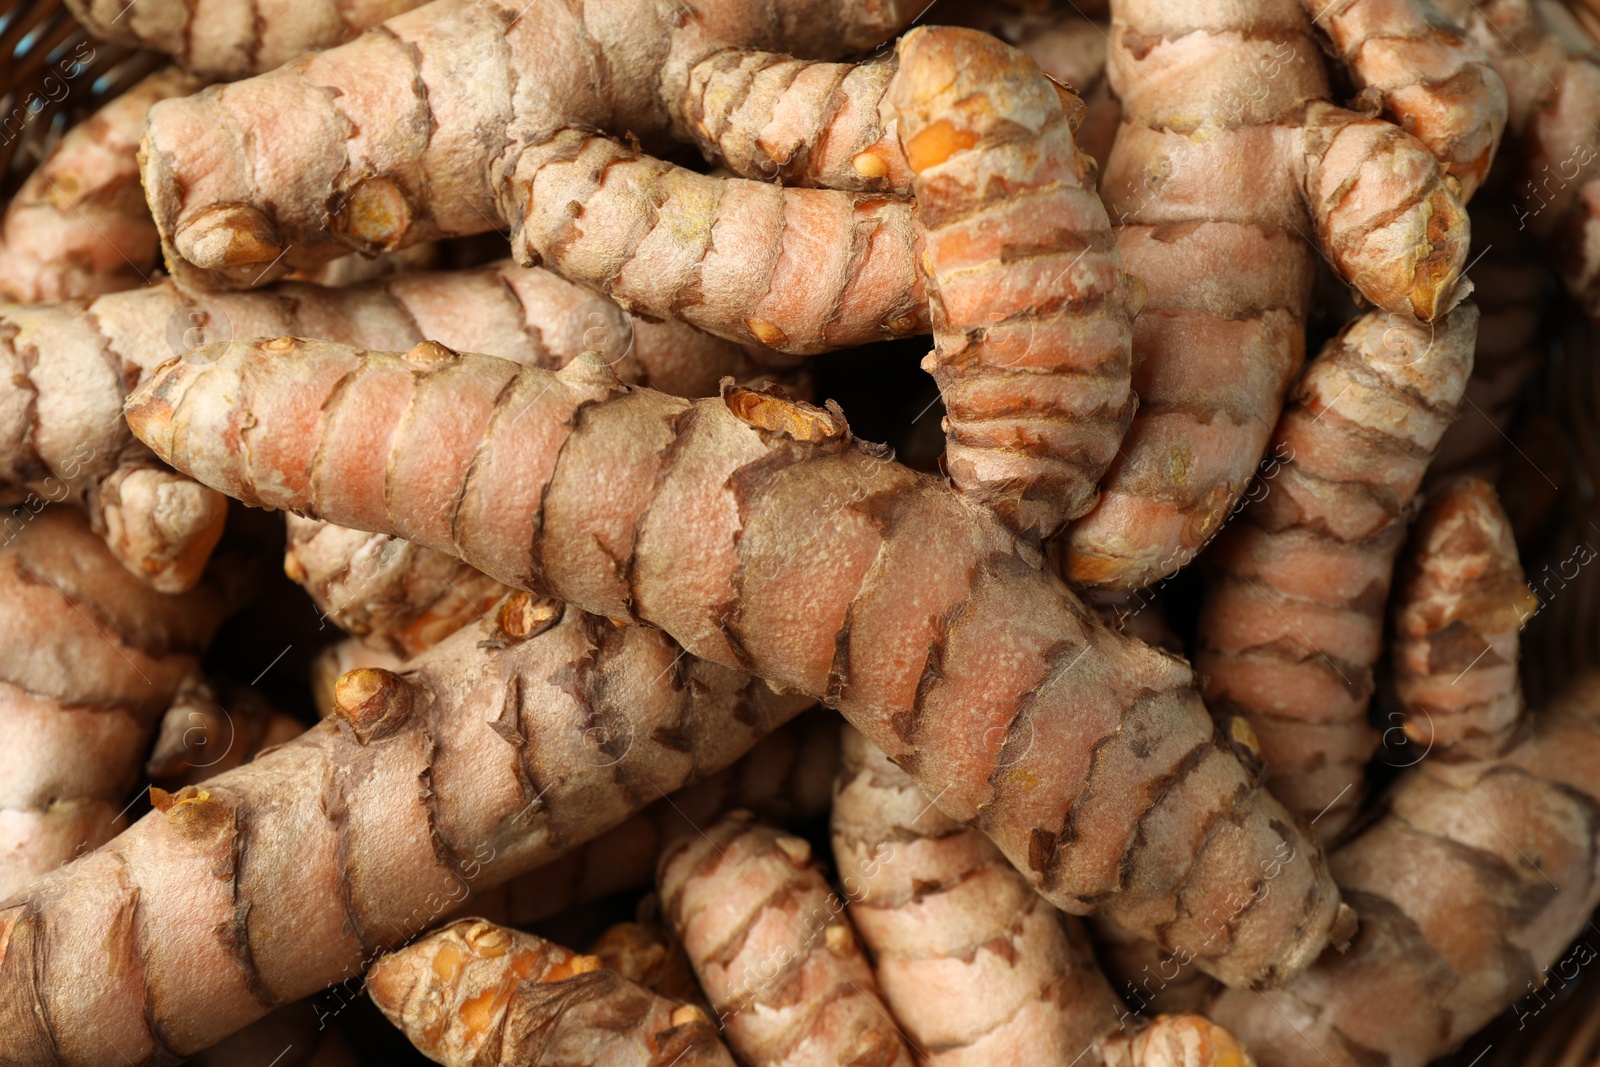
left=0, top=0, right=160, bottom=200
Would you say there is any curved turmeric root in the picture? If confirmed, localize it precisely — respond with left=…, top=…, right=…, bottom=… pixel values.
left=831, top=726, right=1122, bottom=1064
left=891, top=26, right=1139, bottom=537
left=0, top=262, right=767, bottom=592
left=941, top=2, right=1121, bottom=168
left=145, top=678, right=306, bottom=791
left=0, top=594, right=808, bottom=1063
left=833, top=727, right=1258, bottom=1066
left=1304, top=0, right=1508, bottom=200
left=139, top=0, right=923, bottom=296
left=1196, top=305, right=1478, bottom=835
left=1060, top=0, right=1472, bottom=590
left=68, top=0, right=431, bottom=78
left=658, top=812, right=915, bottom=1067
left=470, top=709, right=839, bottom=929
left=127, top=336, right=1349, bottom=989
left=366, top=918, right=736, bottom=1067
left=0, top=67, right=204, bottom=303
left=1432, top=0, right=1600, bottom=314
left=1210, top=673, right=1600, bottom=1067
left=1391, top=476, right=1537, bottom=759
left=285, top=516, right=511, bottom=659
left=0, top=508, right=235, bottom=898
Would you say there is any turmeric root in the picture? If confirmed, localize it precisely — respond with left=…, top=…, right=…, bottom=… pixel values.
left=833, top=727, right=1256, bottom=1066
left=0, top=593, right=807, bottom=1063
left=658, top=812, right=915, bottom=1067
left=469, top=709, right=839, bottom=929
left=128, top=337, right=1349, bottom=988
left=1391, top=476, right=1537, bottom=759
left=830, top=725, right=1121, bottom=1063
left=1098, top=1015, right=1258, bottom=1067
left=1209, top=672, right=1600, bottom=1067
left=1432, top=0, right=1600, bottom=314
left=145, top=678, right=306, bottom=790
left=0, top=507, right=235, bottom=898
left=1571, top=0, right=1600, bottom=41
left=366, top=918, right=736, bottom=1067
left=941, top=2, right=1121, bottom=167
left=285, top=516, right=511, bottom=659
left=67, top=0, right=432, bottom=78
left=590, top=919, right=708, bottom=1008
left=0, top=67, right=204, bottom=303
left=1304, top=0, right=1508, bottom=199
left=1196, top=305, right=1479, bottom=834
left=0, top=261, right=767, bottom=592
left=1059, top=0, right=1472, bottom=590
left=138, top=0, right=925, bottom=303
left=890, top=26, right=1139, bottom=536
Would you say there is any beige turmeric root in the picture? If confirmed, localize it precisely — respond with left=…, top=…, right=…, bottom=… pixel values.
left=1196, top=305, right=1478, bottom=835
left=1210, top=672, right=1600, bottom=1067
left=0, top=507, right=235, bottom=898
left=590, top=919, right=708, bottom=1008
left=67, top=0, right=431, bottom=78
left=1059, top=0, right=1472, bottom=590
left=128, top=336, right=1349, bottom=988
left=145, top=678, right=306, bottom=790
left=833, top=727, right=1257, bottom=1066
left=285, top=516, right=511, bottom=660
left=659, top=812, right=914, bottom=1067
left=890, top=26, right=1139, bottom=536
left=470, top=709, right=839, bottom=929
left=0, top=67, right=204, bottom=303
left=831, top=725, right=1122, bottom=1064
left=367, top=918, right=736, bottom=1067
left=0, top=261, right=768, bottom=592
left=941, top=2, right=1121, bottom=167
left=0, top=592, right=808, bottom=1063
left=139, top=0, right=925, bottom=308
left=1304, top=0, right=1508, bottom=199
left=1432, top=0, right=1600, bottom=314
left=1098, top=1015, right=1258, bottom=1067
left=1391, top=476, right=1537, bottom=759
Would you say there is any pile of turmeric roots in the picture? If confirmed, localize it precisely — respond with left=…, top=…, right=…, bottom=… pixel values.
left=2, top=0, right=1599, bottom=1063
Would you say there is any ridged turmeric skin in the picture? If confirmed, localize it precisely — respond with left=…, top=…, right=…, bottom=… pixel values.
left=365, top=919, right=736, bottom=1067
left=659, top=813, right=913, bottom=1067
left=1196, top=305, right=1478, bottom=835
left=0, top=595, right=808, bottom=1064
left=1391, top=477, right=1536, bottom=758
left=125, top=335, right=1347, bottom=991
left=1212, top=675, right=1600, bottom=1067
left=1060, top=0, right=1471, bottom=591
left=891, top=26, right=1138, bottom=538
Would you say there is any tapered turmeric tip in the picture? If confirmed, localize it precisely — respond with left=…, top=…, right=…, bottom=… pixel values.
left=1101, top=1014, right=1258, bottom=1067
left=890, top=26, right=1138, bottom=537
left=1392, top=476, right=1537, bottom=758
left=367, top=919, right=737, bottom=1067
